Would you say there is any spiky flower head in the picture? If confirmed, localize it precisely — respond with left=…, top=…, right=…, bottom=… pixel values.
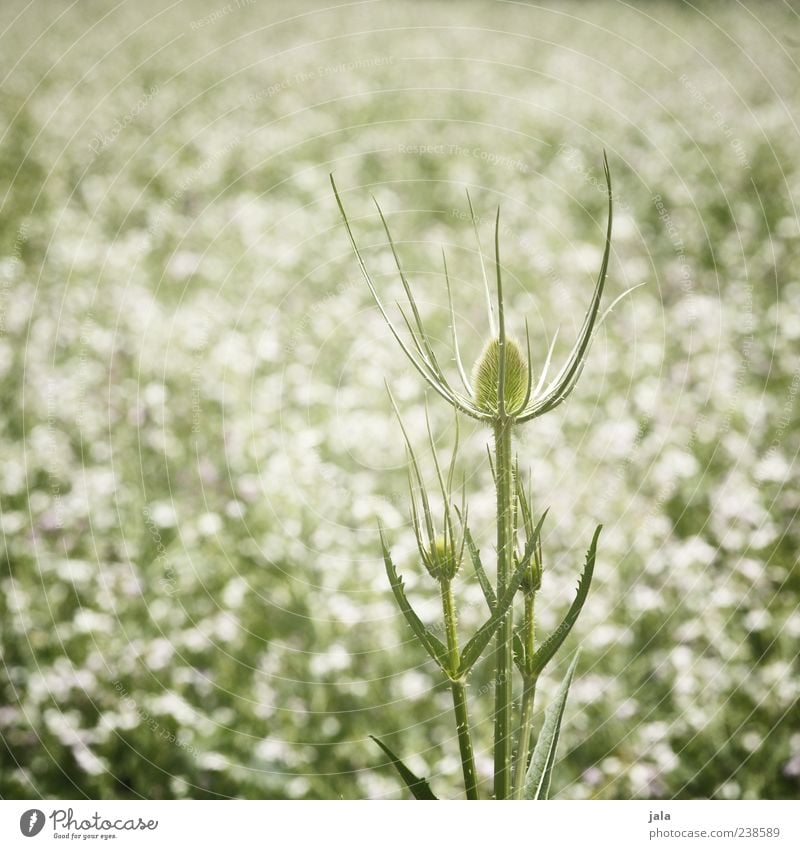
left=422, top=533, right=463, bottom=582
left=331, top=151, right=630, bottom=425
left=472, top=337, right=530, bottom=416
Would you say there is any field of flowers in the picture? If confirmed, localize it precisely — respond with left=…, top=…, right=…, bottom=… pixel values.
left=1, top=0, right=799, bottom=800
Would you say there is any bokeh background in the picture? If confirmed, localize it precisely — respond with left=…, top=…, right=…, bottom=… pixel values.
left=1, top=0, right=799, bottom=800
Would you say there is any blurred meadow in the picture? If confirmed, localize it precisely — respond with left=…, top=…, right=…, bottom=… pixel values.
left=1, top=0, right=799, bottom=799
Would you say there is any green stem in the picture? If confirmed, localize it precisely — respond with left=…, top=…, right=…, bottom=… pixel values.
left=513, top=593, right=537, bottom=798
left=512, top=675, right=538, bottom=798
left=493, top=418, right=514, bottom=799
left=441, top=579, right=478, bottom=800
left=525, top=591, right=535, bottom=660
left=451, top=682, right=478, bottom=800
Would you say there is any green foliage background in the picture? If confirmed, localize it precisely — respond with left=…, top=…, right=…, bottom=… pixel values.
left=1, top=0, right=798, bottom=799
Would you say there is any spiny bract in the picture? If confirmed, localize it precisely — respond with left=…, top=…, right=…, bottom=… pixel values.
left=426, top=535, right=462, bottom=581
left=472, top=337, right=529, bottom=415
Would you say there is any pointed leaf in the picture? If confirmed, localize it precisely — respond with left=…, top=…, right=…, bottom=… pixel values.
left=486, top=444, right=496, bottom=484
left=511, top=317, right=534, bottom=417
left=379, top=526, right=451, bottom=674
left=458, top=552, right=530, bottom=675
left=537, top=154, right=612, bottom=408
left=465, top=188, right=496, bottom=337
left=373, top=197, right=444, bottom=379
left=370, top=736, right=438, bottom=800
left=531, top=328, right=560, bottom=400
left=518, top=152, right=614, bottom=423
left=330, top=176, right=478, bottom=419
left=516, top=508, right=549, bottom=577
left=524, top=651, right=580, bottom=799
left=462, top=525, right=496, bottom=611
left=443, top=248, right=472, bottom=395
left=529, top=525, right=600, bottom=678
left=494, top=206, right=507, bottom=416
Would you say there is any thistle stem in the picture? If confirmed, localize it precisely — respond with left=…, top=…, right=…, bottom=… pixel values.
left=513, top=593, right=537, bottom=799
left=451, top=682, right=479, bottom=800
left=441, top=579, right=478, bottom=800
left=493, top=418, right=514, bottom=799
left=512, top=675, right=538, bottom=798
left=525, top=589, right=536, bottom=660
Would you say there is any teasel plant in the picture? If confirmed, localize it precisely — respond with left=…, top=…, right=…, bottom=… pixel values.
left=331, top=153, right=637, bottom=800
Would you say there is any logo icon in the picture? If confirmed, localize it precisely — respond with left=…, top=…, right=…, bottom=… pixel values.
left=19, top=810, right=45, bottom=837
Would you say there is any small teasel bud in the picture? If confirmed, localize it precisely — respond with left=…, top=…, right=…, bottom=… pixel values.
left=424, top=534, right=462, bottom=582
left=472, top=337, right=529, bottom=415
left=518, top=556, right=542, bottom=595
left=517, top=521, right=543, bottom=595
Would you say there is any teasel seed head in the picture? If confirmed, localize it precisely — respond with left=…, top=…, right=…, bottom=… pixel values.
left=472, top=337, right=530, bottom=416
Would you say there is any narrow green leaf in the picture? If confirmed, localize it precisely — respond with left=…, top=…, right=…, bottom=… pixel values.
left=379, top=525, right=451, bottom=674
left=458, top=551, right=530, bottom=675
left=516, top=508, right=549, bottom=575
left=372, top=197, right=444, bottom=379
left=424, top=405, right=454, bottom=546
left=462, top=524, right=496, bottom=611
left=524, top=651, right=581, bottom=800
left=330, top=176, right=474, bottom=418
left=385, top=390, right=437, bottom=551
left=517, top=151, right=614, bottom=423
left=443, top=248, right=472, bottom=396
left=486, top=443, right=496, bottom=483
left=532, top=328, right=560, bottom=399
left=529, top=525, right=600, bottom=678
left=513, top=317, right=534, bottom=417
left=494, top=206, right=507, bottom=417
left=516, top=473, right=533, bottom=540
left=465, top=188, right=496, bottom=337
left=370, top=735, right=438, bottom=800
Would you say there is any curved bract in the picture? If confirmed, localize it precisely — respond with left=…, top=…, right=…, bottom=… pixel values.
left=330, top=152, right=628, bottom=427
